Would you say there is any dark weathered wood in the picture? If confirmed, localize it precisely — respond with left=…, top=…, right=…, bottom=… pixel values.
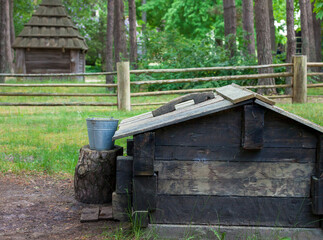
left=112, top=192, right=130, bottom=222
left=311, top=176, right=323, bottom=197
left=99, top=206, right=113, bottom=220
left=312, top=197, right=323, bottom=215
left=127, top=139, right=134, bottom=156
left=152, top=195, right=320, bottom=227
left=152, top=92, right=215, bottom=117
left=116, top=156, right=133, bottom=194
left=74, top=145, right=123, bottom=204
left=155, top=146, right=316, bottom=163
left=242, top=105, right=265, bottom=149
left=133, top=175, right=157, bottom=211
left=80, top=207, right=100, bottom=223
left=155, top=161, right=314, bottom=197
left=133, top=132, right=155, bottom=176
left=132, top=211, right=149, bottom=228
left=15, top=49, right=26, bottom=74
left=317, top=135, right=323, bottom=177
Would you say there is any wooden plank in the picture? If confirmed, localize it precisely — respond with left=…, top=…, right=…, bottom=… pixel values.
left=126, top=139, right=134, bottom=156
left=152, top=195, right=320, bottom=227
left=317, top=135, right=323, bottom=177
left=215, top=84, right=254, bottom=104
left=133, top=132, right=155, bottom=176
left=99, top=206, right=113, bottom=220
left=80, top=207, right=99, bottom=223
left=113, top=98, right=238, bottom=140
left=155, top=161, right=314, bottom=197
left=242, top=105, right=265, bottom=149
left=26, top=61, right=71, bottom=70
left=133, top=175, right=157, bottom=211
left=255, top=100, right=323, bottom=134
left=116, top=156, right=133, bottom=194
left=155, top=146, right=316, bottom=163
left=15, top=49, right=26, bottom=74
left=293, top=55, right=307, bottom=103
left=112, top=192, right=130, bottom=222
left=121, top=112, right=153, bottom=125
left=132, top=211, right=149, bottom=228
left=155, top=108, right=242, bottom=147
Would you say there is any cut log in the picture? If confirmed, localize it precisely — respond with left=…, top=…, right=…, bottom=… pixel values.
left=74, top=145, right=123, bottom=204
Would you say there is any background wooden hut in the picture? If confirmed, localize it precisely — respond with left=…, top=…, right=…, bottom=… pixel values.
left=12, top=0, right=88, bottom=77
left=112, top=84, right=323, bottom=237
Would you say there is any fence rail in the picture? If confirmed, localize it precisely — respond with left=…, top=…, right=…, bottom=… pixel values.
left=0, top=55, right=321, bottom=109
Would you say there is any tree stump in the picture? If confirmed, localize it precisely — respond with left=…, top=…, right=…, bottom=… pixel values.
left=74, top=145, right=123, bottom=204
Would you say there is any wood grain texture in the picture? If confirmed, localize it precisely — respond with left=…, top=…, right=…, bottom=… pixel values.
left=317, top=135, right=323, bottom=177
left=116, top=156, right=133, bottom=194
left=155, top=145, right=316, bottom=163
left=155, top=161, right=314, bottom=197
left=126, top=139, right=134, bottom=156
left=133, top=175, right=157, bottom=211
left=152, top=195, right=320, bottom=227
left=133, top=132, right=155, bottom=176
left=293, top=55, right=307, bottom=103
left=215, top=84, right=254, bottom=104
left=242, top=105, right=265, bottom=149
left=112, top=192, right=130, bottom=222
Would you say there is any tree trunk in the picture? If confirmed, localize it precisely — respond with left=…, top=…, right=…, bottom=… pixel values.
left=242, top=0, right=255, bottom=56
left=114, top=0, right=128, bottom=65
left=0, top=0, right=13, bottom=83
left=106, top=0, right=114, bottom=85
left=312, top=3, right=322, bottom=63
left=223, top=0, right=237, bottom=57
left=299, top=0, right=309, bottom=56
left=9, top=0, right=14, bottom=45
left=129, top=0, right=137, bottom=69
left=254, top=0, right=276, bottom=95
left=141, top=0, right=147, bottom=56
left=286, top=0, right=296, bottom=95
left=268, top=0, right=276, bottom=54
left=306, top=0, right=316, bottom=63
left=74, top=145, right=123, bottom=204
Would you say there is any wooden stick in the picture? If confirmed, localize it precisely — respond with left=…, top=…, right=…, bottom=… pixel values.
left=131, top=102, right=167, bottom=106
left=0, top=92, right=117, bottom=97
left=307, top=83, right=323, bottom=88
left=307, top=62, right=323, bottom=67
left=0, top=102, right=117, bottom=106
left=129, top=63, right=293, bottom=74
left=117, top=62, right=131, bottom=111
left=0, top=83, right=117, bottom=88
left=245, top=84, right=292, bottom=89
left=293, top=55, right=307, bottom=103
left=0, top=72, right=117, bottom=77
left=267, top=95, right=293, bottom=99
left=130, top=72, right=293, bottom=85
left=307, top=72, right=323, bottom=76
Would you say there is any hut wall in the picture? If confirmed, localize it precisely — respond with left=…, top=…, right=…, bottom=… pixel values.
left=143, top=105, right=321, bottom=227
left=25, top=49, right=71, bottom=74
left=15, top=49, right=26, bottom=74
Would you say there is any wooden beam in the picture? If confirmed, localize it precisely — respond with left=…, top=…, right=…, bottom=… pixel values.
left=116, top=156, right=133, bottom=194
left=242, top=105, right=265, bottom=149
left=126, top=139, right=134, bottom=156
left=117, top=62, right=131, bottom=111
left=0, top=102, right=117, bottom=106
left=133, top=132, right=155, bottom=176
left=293, top=55, right=307, bottom=103
left=133, top=175, right=157, bottom=211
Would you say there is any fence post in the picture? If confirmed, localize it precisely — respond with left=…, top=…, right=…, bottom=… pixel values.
left=292, top=55, right=307, bottom=103
left=117, top=62, right=131, bottom=111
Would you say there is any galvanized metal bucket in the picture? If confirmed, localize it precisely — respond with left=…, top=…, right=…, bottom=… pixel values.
left=86, top=117, right=119, bottom=151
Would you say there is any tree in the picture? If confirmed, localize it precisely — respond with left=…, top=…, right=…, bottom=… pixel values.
left=286, top=0, right=296, bottom=94
left=299, top=0, right=309, bottom=56
left=114, top=0, right=128, bottom=65
left=106, top=0, right=114, bottom=84
left=306, top=0, right=316, bottom=62
left=0, top=0, right=14, bottom=83
left=223, top=0, right=237, bottom=57
left=312, top=2, right=322, bottom=62
left=254, top=0, right=276, bottom=94
left=141, top=0, right=147, bottom=56
left=268, top=0, right=276, bottom=53
left=242, top=0, right=255, bottom=56
left=129, top=0, right=137, bottom=69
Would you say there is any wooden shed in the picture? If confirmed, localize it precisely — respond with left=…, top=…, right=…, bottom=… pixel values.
left=112, top=84, right=323, bottom=235
left=12, top=0, right=88, bottom=76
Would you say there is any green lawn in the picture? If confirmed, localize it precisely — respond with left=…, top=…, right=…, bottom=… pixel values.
left=0, top=80, right=322, bottom=175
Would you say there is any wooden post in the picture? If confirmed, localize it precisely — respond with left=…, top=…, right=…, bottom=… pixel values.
left=117, top=62, right=131, bottom=111
left=292, top=55, right=307, bottom=103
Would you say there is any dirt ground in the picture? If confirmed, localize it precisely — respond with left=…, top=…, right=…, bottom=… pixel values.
left=0, top=173, right=120, bottom=240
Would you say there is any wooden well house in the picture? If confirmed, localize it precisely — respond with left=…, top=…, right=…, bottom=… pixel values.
left=112, top=84, right=323, bottom=236
left=12, top=0, right=88, bottom=77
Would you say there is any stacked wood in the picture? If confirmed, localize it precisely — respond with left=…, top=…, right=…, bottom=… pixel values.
left=74, top=145, right=123, bottom=204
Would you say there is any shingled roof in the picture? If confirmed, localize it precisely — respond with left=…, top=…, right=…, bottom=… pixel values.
left=12, top=0, right=88, bottom=51
left=113, top=84, right=323, bottom=140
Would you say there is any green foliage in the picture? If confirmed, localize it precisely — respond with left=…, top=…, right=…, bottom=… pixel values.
left=312, top=0, right=323, bottom=19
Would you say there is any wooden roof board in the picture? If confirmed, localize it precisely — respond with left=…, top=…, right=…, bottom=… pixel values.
left=215, top=84, right=254, bottom=103
left=255, top=99, right=323, bottom=133
left=12, top=0, right=87, bottom=50
left=113, top=96, right=236, bottom=140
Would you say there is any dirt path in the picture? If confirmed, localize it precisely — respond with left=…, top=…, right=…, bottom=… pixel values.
left=0, top=173, right=120, bottom=240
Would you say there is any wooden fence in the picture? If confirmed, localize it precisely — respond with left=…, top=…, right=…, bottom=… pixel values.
left=0, top=55, right=322, bottom=109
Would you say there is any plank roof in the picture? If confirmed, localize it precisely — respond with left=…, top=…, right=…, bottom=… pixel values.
left=12, top=0, right=88, bottom=51
left=113, top=84, right=323, bottom=140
